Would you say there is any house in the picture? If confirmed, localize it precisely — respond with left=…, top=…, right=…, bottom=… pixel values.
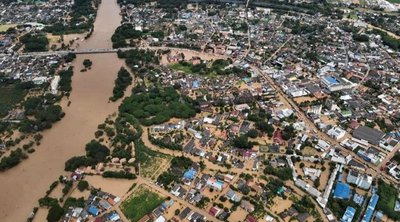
left=333, top=182, right=351, bottom=200
left=361, top=193, right=379, bottom=222
left=240, top=200, right=255, bottom=212
left=179, top=207, right=192, bottom=220
left=327, top=126, right=346, bottom=140
left=206, top=178, right=224, bottom=191
left=273, top=129, right=285, bottom=145
left=352, top=126, right=385, bottom=145
left=346, top=169, right=372, bottom=190
left=155, top=216, right=166, bottom=222
left=297, top=213, right=310, bottom=222
left=341, top=206, right=356, bottom=222
left=235, top=103, right=250, bottom=111
left=87, top=205, right=100, bottom=216
left=226, top=189, right=241, bottom=202
left=246, top=214, right=258, bottom=222
left=209, top=207, right=221, bottom=217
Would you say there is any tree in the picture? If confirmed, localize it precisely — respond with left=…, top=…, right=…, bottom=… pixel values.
left=85, top=140, right=110, bottom=162
left=77, top=180, right=89, bottom=191
left=247, top=129, right=259, bottom=138
left=46, top=203, right=64, bottom=222
left=232, top=135, right=253, bottom=149
left=255, top=121, right=274, bottom=136
left=300, top=162, right=305, bottom=168
left=314, top=178, right=320, bottom=187
left=83, top=59, right=92, bottom=68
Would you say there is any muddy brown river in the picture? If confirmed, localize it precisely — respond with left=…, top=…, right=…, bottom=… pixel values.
left=0, top=1, right=124, bottom=221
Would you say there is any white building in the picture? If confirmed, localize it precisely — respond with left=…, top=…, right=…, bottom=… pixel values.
left=346, top=169, right=372, bottom=190
left=327, top=126, right=346, bottom=140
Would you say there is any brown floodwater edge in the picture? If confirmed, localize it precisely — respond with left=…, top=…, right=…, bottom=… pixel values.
left=0, top=0, right=123, bottom=221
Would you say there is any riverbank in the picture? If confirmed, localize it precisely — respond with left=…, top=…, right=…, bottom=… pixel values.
left=0, top=1, right=124, bottom=221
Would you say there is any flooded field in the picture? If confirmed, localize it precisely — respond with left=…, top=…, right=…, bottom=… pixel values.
left=0, top=1, right=124, bottom=221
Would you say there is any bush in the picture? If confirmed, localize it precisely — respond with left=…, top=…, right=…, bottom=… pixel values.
left=46, top=203, right=64, bottom=222
left=102, top=170, right=137, bottom=179
left=110, top=67, right=133, bottom=101
left=77, top=180, right=89, bottom=191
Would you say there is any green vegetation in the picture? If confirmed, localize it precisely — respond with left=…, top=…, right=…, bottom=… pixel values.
left=119, top=87, right=196, bottom=126
left=110, top=67, right=132, bottom=101
left=157, top=156, right=193, bottom=187
left=121, top=186, right=164, bottom=222
left=376, top=179, right=400, bottom=220
left=63, top=197, right=85, bottom=209
left=117, top=48, right=160, bottom=71
left=58, top=67, right=74, bottom=92
left=0, top=148, right=27, bottom=171
left=102, top=170, right=137, bottom=179
left=77, top=180, right=89, bottom=191
left=134, top=139, right=166, bottom=166
left=148, top=134, right=182, bottom=151
left=46, top=203, right=64, bottom=222
left=263, top=165, right=292, bottom=181
left=246, top=129, right=259, bottom=138
left=327, top=195, right=362, bottom=221
left=39, top=197, right=58, bottom=207
left=282, top=125, right=296, bottom=140
left=371, top=29, right=400, bottom=50
left=83, top=59, right=93, bottom=68
left=20, top=33, right=49, bottom=52
left=112, top=24, right=143, bottom=48
left=292, top=196, right=315, bottom=213
left=255, top=120, right=274, bottom=137
left=64, top=140, right=110, bottom=171
left=112, top=113, right=143, bottom=148
left=283, top=19, right=325, bottom=35
left=353, top=34, right=369, bottom=42
left=0, top=82, right=29, bottom=117
left=169, top=59, right=245, bottom=76
left=232, top=135, right=254, bottom=149
left=20, top=94, right=65, bottom=133
left=44, top=0, right=98, bottom=35
left=47, top=203, right=64, bottom=222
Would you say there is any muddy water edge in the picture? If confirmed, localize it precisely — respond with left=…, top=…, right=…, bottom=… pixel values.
left=0, top=0, right=125, bottom=221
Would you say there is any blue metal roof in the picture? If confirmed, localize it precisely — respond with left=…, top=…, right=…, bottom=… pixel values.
left=324, top=76, right=339, bottom=85
left=341, top=206, right=356, bottom=222
left=88, top=205, right=99, bottom=216
left=361, top=194, right=379, bottom=222
left=334, top=182, right=351, bottom=200
left=183, top=168, right=197, bottom=180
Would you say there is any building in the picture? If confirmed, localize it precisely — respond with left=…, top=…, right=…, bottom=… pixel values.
left=327, top=126, right=346, bottom=140
left=352, top=126, right=385, bottom=145
left=206, top=178, right=224, bottom=191
left=333, top=182, right=351, bottom=200
left=341, top=206, right=356, bottom=222
left=321, top=75, right=355, bottom=92
left=346, top=169, right=372, bottom=190
left=361, top=193, right=379, bottom=222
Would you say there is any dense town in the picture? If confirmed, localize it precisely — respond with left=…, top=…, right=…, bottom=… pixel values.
left=1, top=0, right=400, bottom=222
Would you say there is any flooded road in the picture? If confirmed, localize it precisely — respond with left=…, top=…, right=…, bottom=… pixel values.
left=0, top=1, right=124, bottom=221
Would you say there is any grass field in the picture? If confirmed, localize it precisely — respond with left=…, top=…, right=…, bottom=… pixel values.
left=387, top=0, right=400, bottom=3
left=0, top=24, right=17, bottom=32
left=121, top=186, right=165, bottom=222
left=169, top=63, right=192, bottom=74
left=0, top=84, right=27, bottom=117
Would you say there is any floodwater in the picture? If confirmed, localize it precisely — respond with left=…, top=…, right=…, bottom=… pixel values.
left=0, top=0, right=124, bottom=221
